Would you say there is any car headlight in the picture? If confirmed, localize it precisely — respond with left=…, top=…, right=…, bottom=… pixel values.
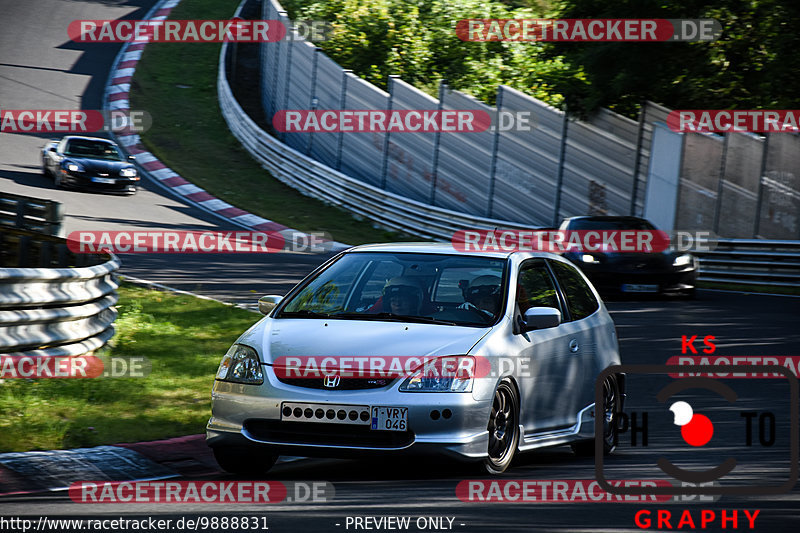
left=399, top=356, right=474, bottom=393
left=580, top=253, right=600, bottom=264
left=673, top=254, right=695, bottom=268
left=120, top=168, right=137, bottom=177
left=215, top=344, right=263, bottom=384
left=66, top=162, right=83, bottom=172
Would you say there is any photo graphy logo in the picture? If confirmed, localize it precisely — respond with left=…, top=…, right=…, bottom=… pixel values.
left=595, top=364, right=798, bottom=496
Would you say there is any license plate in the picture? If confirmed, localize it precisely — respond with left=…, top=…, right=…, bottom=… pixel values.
left=621, top=283, right=659, bottom=293
left=371, top=406, right=408, bottom=432
left=92, top=177, right=115, bottom=184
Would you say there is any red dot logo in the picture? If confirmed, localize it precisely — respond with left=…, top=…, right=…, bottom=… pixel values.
left=670, top=401, right=714, bottom=447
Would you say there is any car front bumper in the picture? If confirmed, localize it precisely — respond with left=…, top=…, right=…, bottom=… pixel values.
left=62, top=171, right=138, bottom=193
left=579, top=267, right=698, bottom=294
left=206, top=370, right=493, bottom=461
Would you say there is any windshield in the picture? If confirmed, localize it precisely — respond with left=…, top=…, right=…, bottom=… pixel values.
left=277, top=252, right=508, bottom=327
left=64, top=139, right=124, bottom=161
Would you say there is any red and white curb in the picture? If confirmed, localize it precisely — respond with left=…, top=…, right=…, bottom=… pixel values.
left=103, top=0, right=348, bottom=252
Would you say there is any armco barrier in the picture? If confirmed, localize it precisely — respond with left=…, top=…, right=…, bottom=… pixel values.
left=0, top=228, right=119, bottom=358
left=0, top=192, right=64, bottom=236
left=694, top=239, right=800, bottom=288
left=218, top=41, right=538, bottom=241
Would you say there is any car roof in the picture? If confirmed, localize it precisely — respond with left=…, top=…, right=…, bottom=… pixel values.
left=62, top=135, right=118, bottom=145
left=563, top=215, right=649, bottom=224
left=346, top=242, right=561, bottom=261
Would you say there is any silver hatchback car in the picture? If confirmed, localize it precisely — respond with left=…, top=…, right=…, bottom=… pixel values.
left=207, top=243, right=624, bottom=474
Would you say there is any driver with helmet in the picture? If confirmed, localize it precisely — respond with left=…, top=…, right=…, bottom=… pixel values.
left=458, top=275, right=502, bottom=317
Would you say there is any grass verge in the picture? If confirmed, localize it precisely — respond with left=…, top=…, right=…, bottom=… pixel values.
left=0, top=282, right=259, bottom=452
left=130, top=0, right=411, bottom=245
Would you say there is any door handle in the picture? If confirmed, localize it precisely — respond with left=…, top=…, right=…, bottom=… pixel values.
left=569, top=339, right=579, bottom=352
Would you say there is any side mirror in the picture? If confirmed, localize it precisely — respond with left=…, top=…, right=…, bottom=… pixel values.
left=521, top=307, right=561, bottom=331
left=48, top=146, right=57, bottom=152
left=128, top=154, right=136, bottom=161
left=258, top=295, right=282, bottom=315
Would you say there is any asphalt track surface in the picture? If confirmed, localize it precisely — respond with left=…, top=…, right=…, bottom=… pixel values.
left=1, top=1, right=800, bottom=532
left=0, top=0, right=332, bottom=309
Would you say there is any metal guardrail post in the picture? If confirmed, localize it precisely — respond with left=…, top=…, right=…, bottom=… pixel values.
left=280, top=16, right=294, bottom=142
left=335, top=70, right=350, bottom=171
left=429, top=80, right=446, bottom=206
left=753, top=133, right=770, bottom=237
left=630, top=100, right=647, bottom=216
left=552, top=105, right=569, bottom=227
left=306, top=47, right=320, bottom=156
left=712, top=133, right=730, bottom=234
left=486, top=85, right=503, bottom=218
left=380, top=76, right=398, bottom=190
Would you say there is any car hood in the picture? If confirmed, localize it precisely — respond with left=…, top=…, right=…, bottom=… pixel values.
left=64, top=157, right=134, bottom=173
left=237, top=318, right=493, bottom=363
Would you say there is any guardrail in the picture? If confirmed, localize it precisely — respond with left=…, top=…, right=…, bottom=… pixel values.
left=0, top=192, right=64, bottom=236
left=218, top=38, right=539, bottom=241
left=695, top=239, right=800, bottom=288
left=0, top=227, right=119, bottom=357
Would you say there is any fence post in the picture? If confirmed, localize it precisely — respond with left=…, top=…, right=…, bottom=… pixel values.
left=280, top=20, right=294, bottom=143
left=552, top=105, right=569, bottom=227
left=306, top=48, right=320, bottom=156
left=712, top=133, right=730, bottom=235
left=380, top=76, right=398, bottom=190
left=630, top=100, right=647, bottom=216
left=753, top=133, right=770, bottom=237
left=45, top=201, right=64, bottom=236
left=335, top=70, right=350, bottom=171
left=270, top=11, right=287, bottom=119
left=429, top=79, right=446, bottom=205
left=486, top=86, right=503, bottom=218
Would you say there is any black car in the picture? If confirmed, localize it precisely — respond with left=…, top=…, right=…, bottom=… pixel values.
left=559, top=216, right=698, bottom=298
left=42, top=136, right=139, bottom=194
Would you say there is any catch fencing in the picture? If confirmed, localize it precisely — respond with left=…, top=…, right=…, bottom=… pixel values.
left=259, top=0, right=799, bottom=239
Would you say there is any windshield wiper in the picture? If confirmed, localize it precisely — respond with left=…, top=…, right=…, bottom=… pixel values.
left=278, top=309, right=333, bottom=319
left=329, top=312, right=459, bottom=326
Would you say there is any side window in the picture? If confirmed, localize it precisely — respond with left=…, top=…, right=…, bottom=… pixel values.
left=549, top=260, right=599, bottom=321
left=516, top=262, right=560, bottom=314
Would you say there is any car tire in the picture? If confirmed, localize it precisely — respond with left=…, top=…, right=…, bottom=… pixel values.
left=212, top=446, right=277, bottom=475
left=480, top=379, right=520, bottom=474
left=53, top=170, right=63, bottom=189
left=42, top=159, right=51, bottom=178
left=572, top=376, right=620, bottom=457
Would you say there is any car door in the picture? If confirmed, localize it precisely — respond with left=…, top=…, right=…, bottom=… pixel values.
left=547, top=259, right=602, bottom=418
left=511, top=259, right=583, bottom=434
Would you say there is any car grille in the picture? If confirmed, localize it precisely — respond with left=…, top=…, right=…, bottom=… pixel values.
left=243, top=419, right=414, bottom=448
left=275, top=375, right=395, bottom=390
